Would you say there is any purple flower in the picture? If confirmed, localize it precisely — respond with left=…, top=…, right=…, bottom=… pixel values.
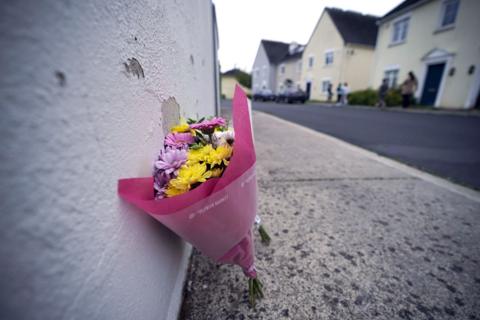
left=153, top=148, right=187, bottom=199
left=164, top=132, right=194, bottom=149
left=153, top=171, right=169, bottom=199
left=154, top=148, right=187, bottom=176
left=190, top=117, right=226, bottom=131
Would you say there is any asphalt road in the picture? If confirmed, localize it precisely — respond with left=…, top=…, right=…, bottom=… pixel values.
left=227, top=100, right=480, bottom=190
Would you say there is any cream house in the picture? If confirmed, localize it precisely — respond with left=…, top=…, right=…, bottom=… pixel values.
left=301, top=8, right=378, bottom=101
left=221, top=69, right=251, bottom=99
left=371, top=0, right=480, bottom=108
left=275, top=43, right=304, bottom=93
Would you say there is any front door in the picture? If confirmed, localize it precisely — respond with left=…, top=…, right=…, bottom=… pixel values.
left=421, top=63, right=445, bottom=106
left=306, top=82, right=311, bottom=99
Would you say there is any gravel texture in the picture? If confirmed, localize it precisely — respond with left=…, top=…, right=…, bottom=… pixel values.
left=180, top=109, right=480, bottom=320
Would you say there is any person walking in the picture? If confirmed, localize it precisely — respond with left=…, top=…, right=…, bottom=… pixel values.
left=327, top=83, right=333, bottom=102
left=336, top=83, right=343, bottom=104
left=377, top=78, right=389, bottom=109
left=341, top=82, right=350, bottom=105
left=401, top=71, right=418, bottom=109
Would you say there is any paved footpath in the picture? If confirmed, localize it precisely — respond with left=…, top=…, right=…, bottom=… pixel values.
left=180, top=110, right=480, bottom=320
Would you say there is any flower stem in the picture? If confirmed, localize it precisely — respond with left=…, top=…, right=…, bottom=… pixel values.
left=258, top=224, right=271, bottom=245
left=248, top=277, right=264, bottom=307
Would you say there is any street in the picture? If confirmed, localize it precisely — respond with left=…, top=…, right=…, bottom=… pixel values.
left=241, top=100, right=480, bottom=190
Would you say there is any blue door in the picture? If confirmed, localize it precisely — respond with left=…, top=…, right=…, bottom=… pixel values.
left=420, top=63, right=445, bottom=105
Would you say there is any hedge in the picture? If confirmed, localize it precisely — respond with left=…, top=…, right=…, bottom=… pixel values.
left=347, top=88, right=403, bottom=107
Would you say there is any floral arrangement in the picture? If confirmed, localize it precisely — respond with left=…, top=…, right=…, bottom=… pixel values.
left=118, top=87, right=268, bottom=306
left=153, top=117, right=234, bottom=199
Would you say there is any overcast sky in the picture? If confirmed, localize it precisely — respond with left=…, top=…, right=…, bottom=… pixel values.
left=213, top=0, right=404, bottom=72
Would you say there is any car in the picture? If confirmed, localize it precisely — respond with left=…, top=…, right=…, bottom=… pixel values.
left=276, top=88, right=308, bottom=104
left=253, top=89, right=276, bottom=102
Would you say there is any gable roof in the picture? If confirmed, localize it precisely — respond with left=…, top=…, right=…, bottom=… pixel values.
left=382, top=0, right=425, bottom=21
left=261, top=40, right=305, bottom=65
left=261, top=40, right=290, bottom=64
left=325, top=8, right=379, bottom=47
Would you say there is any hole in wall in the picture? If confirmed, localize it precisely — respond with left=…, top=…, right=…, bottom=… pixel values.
left=123, top=57, right=144, bottom=79
left=54, top=71, right=66, bottom=87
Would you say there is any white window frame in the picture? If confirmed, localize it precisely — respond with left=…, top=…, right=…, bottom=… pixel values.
left=383, top=65, right=400, bottom=88
left=324, top=50, right=334, bottom=66
left=390, top=14, right=410, bottom=45
left=308, top=55, right=314, bottom=69
left=437, top=0, right=460, bottom=30
left=321, top=78, right=331, bottom=93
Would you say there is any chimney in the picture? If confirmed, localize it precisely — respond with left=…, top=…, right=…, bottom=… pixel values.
left=288, top=42, right=298, bottom=55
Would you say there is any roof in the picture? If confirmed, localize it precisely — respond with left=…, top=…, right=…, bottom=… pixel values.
left=261, top=40, right=304, bottom=64
left=325, top=8, right=379, bottom=47
left=222, top=68, right=243, bottom=77
left=280, top=46, right=305, bottom=63
left=382, top=0, right=424, bottom=21
left=261, top=40, right=290, bottom=64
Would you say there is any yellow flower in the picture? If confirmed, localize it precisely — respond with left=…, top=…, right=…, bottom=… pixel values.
left=165, top=185, right=187, bottom=198
left=187, top=144, right=214, bottom=164
left=209, top=167, right=224, bottom=178
left=171, top=121, right=190, bottom=133
left=206, top=145, right=233, bottom=166
left=168, top=162, right=212, bottom=192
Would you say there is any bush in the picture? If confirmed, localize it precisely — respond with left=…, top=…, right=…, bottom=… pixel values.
left=385, top=89, right=402, bottom=106
left=235, top=71, right=251, bottom=89
left=348, top=89, right=377, bottom=106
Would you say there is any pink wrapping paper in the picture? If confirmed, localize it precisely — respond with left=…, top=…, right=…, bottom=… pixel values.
left=118, top=85, right=258, bottom=277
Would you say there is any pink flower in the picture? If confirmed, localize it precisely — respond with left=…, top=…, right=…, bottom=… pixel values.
left=164, top=132, right=194, bottom=149
left=190, top=117, right=226, bottom=131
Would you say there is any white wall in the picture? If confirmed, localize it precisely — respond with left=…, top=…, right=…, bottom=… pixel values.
left=0, top=1, right=217, bottom=319
left=252, top=43, right=275, bottom=93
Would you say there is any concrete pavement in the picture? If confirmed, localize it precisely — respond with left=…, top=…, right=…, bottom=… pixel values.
left=180, top=109, right=480, bottom=320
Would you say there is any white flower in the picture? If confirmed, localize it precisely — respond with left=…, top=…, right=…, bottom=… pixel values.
left=212, top=129, right=235, bottom=148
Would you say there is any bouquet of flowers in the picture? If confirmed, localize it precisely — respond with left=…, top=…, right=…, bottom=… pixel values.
left=118, top=86, right=264, bottom=305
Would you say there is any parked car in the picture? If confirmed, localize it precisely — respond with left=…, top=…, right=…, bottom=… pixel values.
left=253, top=89, right=276, bottom=102
left=276, top=88, right=308, bottom=104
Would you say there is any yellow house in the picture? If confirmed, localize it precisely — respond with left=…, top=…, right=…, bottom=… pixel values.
left=221, top=69, right=251, bottom=99
left=371, top=0, right=480, bottom=109
left=301, top=8, right=378, bottom=101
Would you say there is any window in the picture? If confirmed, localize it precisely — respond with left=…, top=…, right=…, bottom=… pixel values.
left=440, top=0, right=459, bottom=28
left=321, top=80, right=331, bottom=93
left=262, top=66, right=267, bottom=77
left=384, top=69, right=399, bottom=88
left=308, top=56, right=314, bottom=69
left=392, top=17, right=410, bottom=44
left=297, top=61, right=302, bottom=72
left=280, top=64, right=285, bottom=74
left=324, top=51, right=334, bottom=65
